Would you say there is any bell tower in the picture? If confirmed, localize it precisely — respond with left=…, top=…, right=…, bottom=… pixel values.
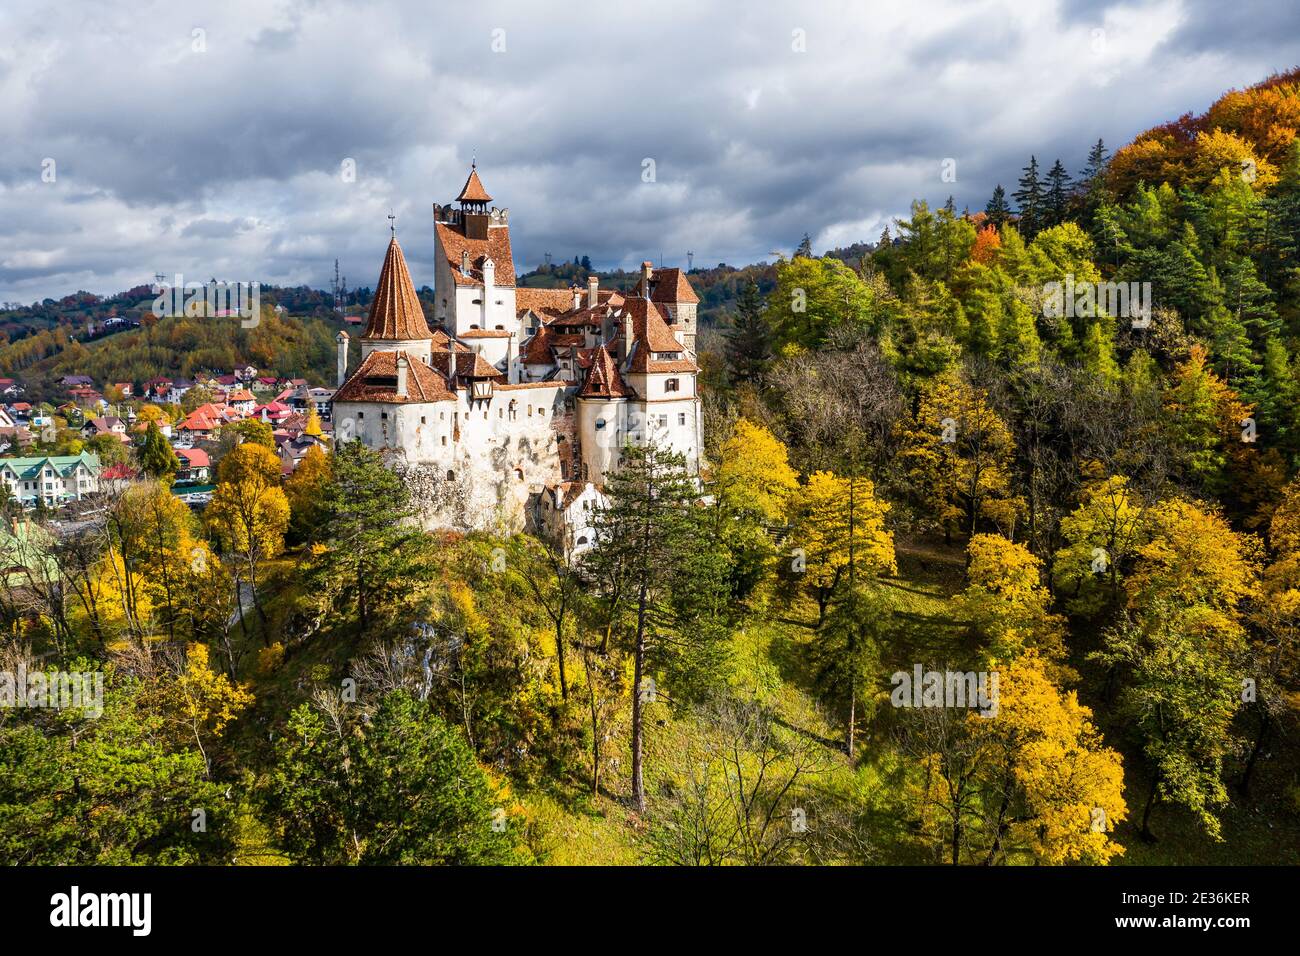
left=458, top=163, right=492, bottom=240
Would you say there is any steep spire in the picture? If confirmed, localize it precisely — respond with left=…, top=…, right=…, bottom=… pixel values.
left=457, top=164, right=493, bottom=204
left=362, top=236, right=433, bottom=341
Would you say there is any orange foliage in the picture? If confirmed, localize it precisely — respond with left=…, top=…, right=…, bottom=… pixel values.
left=970, top=225, right=1002, bottom=265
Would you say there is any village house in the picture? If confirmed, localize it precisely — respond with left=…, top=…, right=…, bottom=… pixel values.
left=0, top=452, right=101, bottom=507
left=81, top=416, right=128, bottom=442
left=175, top=447, right=211, bottom=483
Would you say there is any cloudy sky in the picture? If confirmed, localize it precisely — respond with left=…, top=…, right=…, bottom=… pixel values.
left=1, top=0, right=1297, bottom=303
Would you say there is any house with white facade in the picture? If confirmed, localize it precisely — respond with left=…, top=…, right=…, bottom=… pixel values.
left=0, top=453, right=101, bottom=508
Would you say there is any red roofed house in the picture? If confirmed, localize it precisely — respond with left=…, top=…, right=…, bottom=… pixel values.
left=175, top=447, right=211, bottom=482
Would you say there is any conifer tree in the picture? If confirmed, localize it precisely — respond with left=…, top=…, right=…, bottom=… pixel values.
left=984, top=185, right=1012, bottom=229
left=1013, top=156, right=1045, bottom=237
left=724, top=280, right=772, bottom=384
left=588, top=442, right=728, bottom=812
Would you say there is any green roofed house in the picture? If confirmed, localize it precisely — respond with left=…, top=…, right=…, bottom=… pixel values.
left=0, top=452, right=101, bottom=508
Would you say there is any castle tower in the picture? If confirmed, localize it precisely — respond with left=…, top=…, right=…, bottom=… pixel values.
left=432, top=164, right=520, bottom=377
left=360, top=236, right=435, bottom=364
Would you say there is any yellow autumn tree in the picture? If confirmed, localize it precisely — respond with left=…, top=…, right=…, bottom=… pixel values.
left=715, top=418, right=799, bottom=523
left=896, top=371, right=1022, bottom=541
left=954, top=534, right=1068, bottom=667
left=793, top=470, right=896, bottom=625
left=1243, top=478, right=1300, bottom=795
left=158, top=642, right=254, bottom=775
left=285, top=444, right=332, bottom=541
left=976, top=651, right=1128, bottom=865
left=1126, top=497, right=1261, bottom=619
left=206, top=442, right=290, bottom=633
left=1052, top=474, right=1149, bottom=616
left=303, top=408, right=324, bottom=438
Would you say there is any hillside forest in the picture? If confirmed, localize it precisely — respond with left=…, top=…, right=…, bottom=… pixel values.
left=3, top=70, right=1300, bottom=865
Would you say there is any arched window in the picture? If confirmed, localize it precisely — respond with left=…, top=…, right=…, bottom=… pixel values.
left=576, top=535, right=588, bottom=545
left=446, top=470, right=455, bottom=481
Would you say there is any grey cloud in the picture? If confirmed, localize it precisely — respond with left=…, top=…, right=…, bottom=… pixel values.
left=0, top=0, right=1297, bottom=302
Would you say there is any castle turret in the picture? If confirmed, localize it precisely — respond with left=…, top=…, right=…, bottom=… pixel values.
left=336, top=330, right=349, bottom=386
left=360, top=236, right=434, bottom=364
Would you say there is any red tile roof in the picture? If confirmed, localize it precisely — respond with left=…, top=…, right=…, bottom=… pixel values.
left=430, top=329, right=472, bottom=352
left=457, top=167, right=493, bottom=203
left=648, top=267, right=700, bottom=305
left=436, top=222, right=515, bottom=288
left=515, top=287, right=576, bottom=318
left=579, top=346, right=630, bottom=398
left=333, top=350, right=456, bottom=404
left=177, top=447, right=210, bottom=468
left=363, top=237, right=434, bottom=340
left=428, top=349, right=504, bottom=382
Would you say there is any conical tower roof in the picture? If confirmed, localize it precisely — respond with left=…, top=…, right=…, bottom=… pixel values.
left=457, top=166, right=493, bottom=203
left=362, top=237, right=433, bottom=341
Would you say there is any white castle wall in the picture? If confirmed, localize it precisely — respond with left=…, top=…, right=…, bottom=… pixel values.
left=336, top=381, right=572, bottom=532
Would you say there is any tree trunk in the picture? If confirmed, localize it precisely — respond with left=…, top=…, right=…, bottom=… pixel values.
left=1240, top=707, right=1270, bottom=798
left=555, top=621, right=569, bottom=700
left=584, top=646, right=601, bottom=797
left=1140, top=771, right=1159, bottom=841
left=630, top=579, right=648, bottom=813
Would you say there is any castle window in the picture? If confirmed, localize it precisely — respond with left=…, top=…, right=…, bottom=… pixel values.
left=657, top=415, right=668, bottom=429
left=595, top=419, right=606, bottom=430
left=514, top=468, right=524, bottom=481
left=357, top=412, right=364, bottom=418
left=538, top=407, right=545, bottom=417
left=494, top=324, right=504, bottom=330
left=441, top=436, right=447, bottom=446
left=381, top=412, right=388, bottom=419
left=498, top=408, right=504, bottom=418
left=446, top=470, right=455, bottom=480
left=665, top=378, right=680, bottom=392
left=420, top=416, right=426, bottom=424
left=678, top=413, right=687, bottom=426
left=576, top=536, right=588, bottom=545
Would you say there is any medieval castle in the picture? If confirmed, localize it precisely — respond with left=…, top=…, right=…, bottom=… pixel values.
left=331, top=165, right=704, bottom=551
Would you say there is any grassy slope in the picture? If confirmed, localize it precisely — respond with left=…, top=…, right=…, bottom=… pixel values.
left=224, top=539, right=1300, bottom=865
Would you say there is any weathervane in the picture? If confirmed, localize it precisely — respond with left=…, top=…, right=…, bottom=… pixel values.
left=388, top=210, right=396, bottom=237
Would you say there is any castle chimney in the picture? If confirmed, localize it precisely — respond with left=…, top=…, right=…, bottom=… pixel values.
left=395, top=354, right=409, bottom=399
left=461, top=250, right=470, bottom=274
left=587, top=275, right=599, bottom=308
left=640, top=261, right=653, bottom=297
left=336, top=331, right=349, bottom=387
left=621, top=309, right=634, bottom=362
left=481, top=257, right=495, bottom=329
left=571, top=285, right=581, bottom=310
